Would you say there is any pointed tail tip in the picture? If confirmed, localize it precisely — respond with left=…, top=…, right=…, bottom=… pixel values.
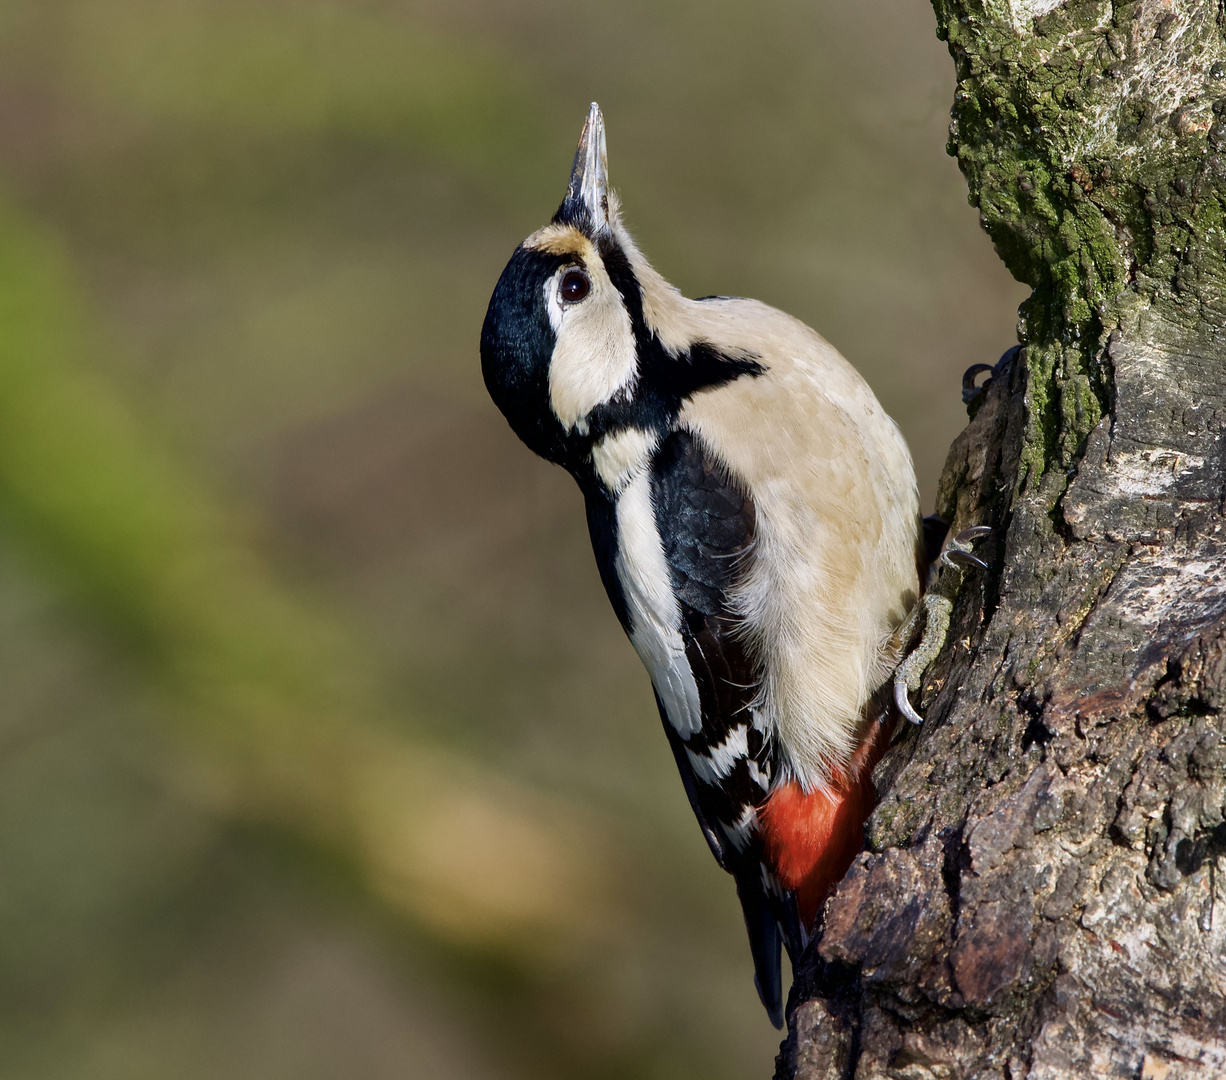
left=755, top=973, right=785, bottom=1030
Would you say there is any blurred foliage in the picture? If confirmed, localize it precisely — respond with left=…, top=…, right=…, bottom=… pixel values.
left=0, top=172, right=620, bottom=1078
left=0, top=1, right=1027, bottom=1077
left=63, top=0, right=552, bottom=193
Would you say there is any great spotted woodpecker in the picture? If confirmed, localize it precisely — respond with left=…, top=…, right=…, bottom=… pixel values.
left=481, top=104, right=976, bottom=1027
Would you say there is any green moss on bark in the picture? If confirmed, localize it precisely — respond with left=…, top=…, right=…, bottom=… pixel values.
left=932, top=0, right=1226, bottom=493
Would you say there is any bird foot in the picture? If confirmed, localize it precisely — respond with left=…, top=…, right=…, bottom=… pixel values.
left=893, top=525, right=991, bottom=725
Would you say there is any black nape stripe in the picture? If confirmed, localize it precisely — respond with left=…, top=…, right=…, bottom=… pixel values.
left=585, top=236, right=764, bottom=440
left=597, top=238, right=649, bottom=329
left=682, top=343, right=765, bottom=397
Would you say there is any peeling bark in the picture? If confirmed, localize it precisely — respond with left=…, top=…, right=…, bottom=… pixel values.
left=779, top=2, right=1226, bottom=1077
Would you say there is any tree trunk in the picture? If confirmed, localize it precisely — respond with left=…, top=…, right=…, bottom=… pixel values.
left=777, top=3, right=1226, bottom=1077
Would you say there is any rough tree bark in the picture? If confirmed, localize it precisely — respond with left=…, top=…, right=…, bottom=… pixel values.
left=778, top=2, right=1226, bottom=1077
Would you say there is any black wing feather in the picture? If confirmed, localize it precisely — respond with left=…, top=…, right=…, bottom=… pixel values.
left=736, top=869, right=784, bottom=1029
left=649, top=429, right=792, bottom=1023
left=655, top=688, right=729, bottom=869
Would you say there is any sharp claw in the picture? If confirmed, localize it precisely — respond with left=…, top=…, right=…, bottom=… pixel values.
left=944, top=549, right=989, bottom=572
left=954, top=525, right=992, bottom=544
left=895, top=677, right=924, bottom=725
left=961, top=363, right=995, bottom=404
left=898, top=525, right=988, bottom=720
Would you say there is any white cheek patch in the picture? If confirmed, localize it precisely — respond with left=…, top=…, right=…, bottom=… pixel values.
left=546, top=268, right=638, bottom=431
left=614, top=471, right=704, bottom=739
left=591, top=426, right=659, bottom=494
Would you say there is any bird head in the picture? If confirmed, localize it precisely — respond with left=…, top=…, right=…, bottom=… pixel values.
left=482, top=104, right=762, bottom=478
left=481, top=103, right=649, bottom=471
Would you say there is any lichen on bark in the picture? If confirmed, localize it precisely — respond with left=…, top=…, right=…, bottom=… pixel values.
left=777, top=3, right=1226, bottom=1078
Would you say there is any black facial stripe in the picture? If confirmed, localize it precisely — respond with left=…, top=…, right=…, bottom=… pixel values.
left=583, top=236, right=764, bottom=441
left=597, top=237, right=648, bottom=330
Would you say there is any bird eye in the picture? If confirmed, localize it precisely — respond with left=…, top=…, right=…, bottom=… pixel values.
left=559, top=269, right=591, bottom=304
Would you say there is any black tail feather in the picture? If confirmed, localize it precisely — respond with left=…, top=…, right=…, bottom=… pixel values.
left=778, top=889, right=806, bottom=966
left=735, top=871, right=784, bottom=1029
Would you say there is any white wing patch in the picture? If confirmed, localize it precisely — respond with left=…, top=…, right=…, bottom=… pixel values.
left=614, top=469, right=704, bottom=738
left=686, top=724, right=749, bottom=784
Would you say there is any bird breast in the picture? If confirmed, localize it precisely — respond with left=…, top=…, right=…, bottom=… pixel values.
left=676, top=298, right=921, bottom=791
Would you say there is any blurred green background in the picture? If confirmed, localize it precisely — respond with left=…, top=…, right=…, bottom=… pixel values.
left=0, top=1, right=1026, bottom=1077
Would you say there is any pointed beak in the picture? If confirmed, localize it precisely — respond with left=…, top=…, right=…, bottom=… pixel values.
left=554, top=102, right=610, bottom=235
